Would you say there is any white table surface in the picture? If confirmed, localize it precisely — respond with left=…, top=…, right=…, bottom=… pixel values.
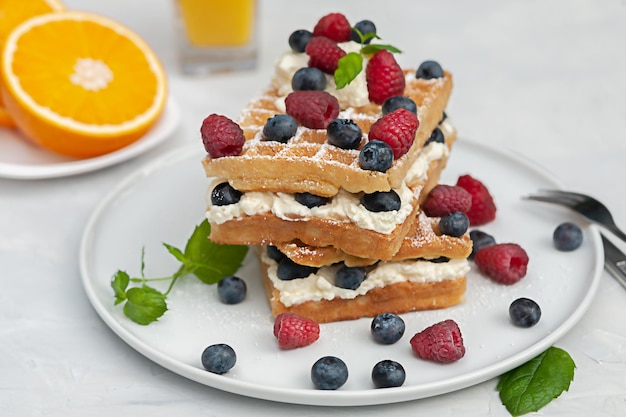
left=2, top=1, right=625, bottom=415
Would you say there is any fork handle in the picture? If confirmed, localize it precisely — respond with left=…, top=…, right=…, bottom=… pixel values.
left=607, top=226, right=626, bottom=243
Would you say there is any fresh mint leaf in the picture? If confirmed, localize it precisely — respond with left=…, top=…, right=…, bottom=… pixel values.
left=361, top=43, right=402, bottom=55
left=334, top=52, right=363, bottom=89
left=497, top=346, right=576, bottom=416
left=123, top=286, right=167, bottom=325
left=163, top=243, right=186, bottom=264
left=111, top=270, right=129, bottom=305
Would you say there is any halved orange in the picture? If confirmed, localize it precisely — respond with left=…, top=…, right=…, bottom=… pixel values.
left=0, top=11, right=168, bottom=158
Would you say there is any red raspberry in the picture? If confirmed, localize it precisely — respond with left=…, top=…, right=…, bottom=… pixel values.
left=368, top=108, right=419, bottom=159
left=312, top=13, right=351, bottom=42
left=456, top=174, right=497, bottom=225
left=366, top=49, right=406, bottom=104
left=273, top=312, right=320, bottom=349
left=200, top=114, right=245, bottom=158
left=285, top=90, right=340, bottom=129
left=410, top=319, right=465, bottom=363
left=423, top=185, right=472, bottom=217
left=474, top=243, right=529, bottom=285
left=305, top=36, right=346, bottom=74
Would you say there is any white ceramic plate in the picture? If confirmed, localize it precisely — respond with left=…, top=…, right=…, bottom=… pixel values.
left=0, top=98, right=180, bottom=180
left=79, top=140, right=603, bottom=406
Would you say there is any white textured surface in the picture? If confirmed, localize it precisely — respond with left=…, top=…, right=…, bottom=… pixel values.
left=2, top=0, right=626, bottom=415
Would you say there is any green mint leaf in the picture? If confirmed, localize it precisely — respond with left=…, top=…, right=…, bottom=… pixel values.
left=184, top=219, right=249, bottom=284
left=497, top=346, right=576, bottom=416
left=140, top=247, right=146, bottom=278
left=334, top=52, right=363, bottom=89
left=123, top=286, right=167, bottom=325
left=361, top=43, right=402, bottom=55
left=111, top=270, right=129, bottom=305
left=163, top=243, right=187, bottom=264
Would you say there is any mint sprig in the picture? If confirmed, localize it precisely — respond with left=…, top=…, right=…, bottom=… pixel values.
left=497, top=346, right=576, bottom=416
left=111, top=219, right=248, bottom=325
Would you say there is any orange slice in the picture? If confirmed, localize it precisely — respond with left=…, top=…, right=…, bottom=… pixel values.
left=0, top=11, right=167, bottom=158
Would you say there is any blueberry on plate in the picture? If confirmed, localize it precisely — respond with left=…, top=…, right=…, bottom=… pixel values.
left=358, top=140, right=394, bottom=172
left=439, top=212, right=469, bottom=237
left=371, top=360, right=406, bottom=388
left=381, top=96, right=417, bottom=116
left=350, top=19, right=377, bottom=43
left=211, top=182, right=242, bottom=206
left=327, top=119, right=362, bottom=150
left=217, top=276, right=247, bottom=304
left=288, top=29, right=313, bottom=53
left=201, top=343, right=236, bottom=374
left=416, top=60, right=444, bottom=80
left=553, top=222, right=583, bottom=251
left=277, top=258, right=318, bottom=280
left=291, top=67, right=327, bottom=91
left=424, top=127, right=445, bottom=146
left=311, top=356, right=349, bottom=390
left=263, top=114, right=298, bottom=143
left=371, top=312, right=405, bottom=344
left=295, top=192, right=330, bottom=208
left=361, top=190, right=401, bottom=212
left=509, top=298, right=541, bottom=327
left=469, top=229, right=496, bottom=260
left=335, top=264, right=366, bottom=290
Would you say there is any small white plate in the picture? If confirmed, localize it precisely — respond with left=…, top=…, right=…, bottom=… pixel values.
left=79, top=140, right=603, bottom=406
left=0, top=98, right=180, bottom=180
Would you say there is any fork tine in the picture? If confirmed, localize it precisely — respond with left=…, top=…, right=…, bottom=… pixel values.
left=536, top=189, right=589, bottom=202
left=525, top=194, right=579, bottom=208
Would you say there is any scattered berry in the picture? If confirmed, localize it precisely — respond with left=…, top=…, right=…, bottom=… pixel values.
left=262, top=114, right=298, bottom=143
left=273, top=312, right=320, bottom=349
left=217, top=276, right=247, bottom=304
left=201, top=114, right=245, bottom=158
left=285, top=90, right=340, bottom=129
left=335, top=264, right=366, bottom=290
left=311, top=356, right=349, bottom=390
left=361, top=190, right=401, bottom=212
left=423, top=184, right=472, bottom=217
left=211, top=182, right=243, bottom=206
left=371, top=360, right=406, bottom=388
left=350, top=19, right=377, bottom=44
left=382, top=95, right=417, bottom=116
left=509, top=298, right=542, bottom=327
left=267, top=245, right=287, bottom=262
left=474, top=243, right=529, bottom=285
left=305, top=36, right=346, bottom=74
left=288, top=29, right=313, bottom=53
left=409, top=319, right=465, bottom=363
left=201, top=344, right=236, bottom=374
left=456, top=174, right=497, bottom=225
left=553, top=222, right=583, bottom=251
left=295, top=192, right=330, bottom=208
left=469, top=229, right=496, bottom=260
left=277, top=258, right=319, bottom=280
left=358, top=140, right=394, bottom=172
left=312, top=13, right=352, bottom=42
left=368, top=108, right=419, bottom=159
left=366, top=49, right=406, bottom=104
left=424, top=127, right=445, bottom=146
left=327, top=118, right=362, bottom=149
left=291, top=67, right=327, bottom=91
left=416, top=60, right=444, bottom=80
left=439, top=212, right=470, bottom=237
left=371, top=313, right=405, bottom=344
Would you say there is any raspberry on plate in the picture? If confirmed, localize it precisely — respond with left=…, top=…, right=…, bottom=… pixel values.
left=474, top=243, right=529, bottom=284
left=456, top=174, right=497, bottom=225
left=409, top=319, right=465, bottom=363
left=366, top=49, right=406, bottom=104
left=305, top=36, right=346, bottom=74
left=312, top=13, right=352, bottom=42
left=285, top=90, right=340, bottom=129
left=423, top=184, right=472, bottom=217
left=368, top=108, right=419, bottom=159
left=200, top=114, right=245, bottom=158
left=273, top=312, right=320, bottom=349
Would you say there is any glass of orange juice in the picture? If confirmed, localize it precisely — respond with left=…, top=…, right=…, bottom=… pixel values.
left=173, top=0, right=257, bottom=74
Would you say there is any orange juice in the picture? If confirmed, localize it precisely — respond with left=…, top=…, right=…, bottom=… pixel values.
left=177, top=0, right=255, bottom=47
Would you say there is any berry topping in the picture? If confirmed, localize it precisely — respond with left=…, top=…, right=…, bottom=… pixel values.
left=423, top=184, right=472, bottom=217
left=368, top=108, right=419, bottom=159
left=285, top=90, right=340, bottom=129
left=211, top=182, right=243, bottom=206
left=201, top=344, right=237, bottom=374
left=361, top=190, right=401, bottom=212
left=469, top=229, right=496, bottom=260
left=456, top=174, right=497, bottom=226
left=262, top=114, right=298, bottom=143
left=366, top=49, right=406, bottom=104
left=358, top=140, right=394, bottom=172
left=288, top=29, right=313, bottom=53
left=409, top=319, right=465, bottom=363
left=312, top=13, right=352, bottom=42
left=326, top=118, right=362, bottom=149
left=350, top=19, right=377, bottom=44
left=425, top=127, right=445, bottom=146
left=416, top=60, right=444, bottom=80
left=273, top=312, right=320, bottom=349
left=217, top=276, right=247, bottom=304
left=438, top=212, right=470, bottom=237
left=371, top=313, right=405, bottom=344
left=474, top=243, right=529, bottom=285
left=201, top=114, right=245, bottom=158
left=295, top=192, right=330, bottom=208
left=553, top=222, right=583, bottom=251
left=334, top=264, right=366, bottom=290
left=382, top=95, right=417, bottom=116
left=371, top=360, right=406, bottom=388
left=291, top=67, right=327, bottom=91
left=311, top=356, right=349, bottom=390
left=509, top=298, right=542, bottom=328
left=305, top=36, right=346, bottom=74
left=276, top=258, right=319, bottom=280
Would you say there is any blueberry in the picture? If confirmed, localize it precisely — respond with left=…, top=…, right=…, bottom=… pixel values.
left=358, top=140, right=394, bottom=172
left=428, top=256, right=450, bottom=263
left=291, top=67, right=327, bottom=91
left=350, top=19, right=377, bottom=44
left=217, top=276, right=247, bottom=304
left=263, top=114, right=298, bottom=143
left=288, top=29, right=313, bottom=53
left=553, top=222, right=583, bottom=251
left=327, top=119, right=362, bottom=150
left=211, top=182, right=242, bottom=206
left=361, top=190, right=401, bottom=212
left=370, top=313, right=405, bottom=344
left=371, top=360, right=406, bottom=388
left=201, top=344, right=236, bottom=374
left=439, top=111, right=448, bottom=125
left=439, top=212, right=469, bottom=237
left=509, top=298, right=541, bottom=327
left=382, top=96, right=417, bottom=116
left=311, top=356, right=349, bottom=390
left=277, top=258, right=318, bottom=280
left=267, top=245, right=287, bottom=262
left=416, top=60, right=444, bottom=80
left=295, top=192, right=330, bottom=208
left=335, top=264, right=366, bottom=290
left=424, top=127, right=445, bottom=146
left=469, top=229, right=496, bottom=260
